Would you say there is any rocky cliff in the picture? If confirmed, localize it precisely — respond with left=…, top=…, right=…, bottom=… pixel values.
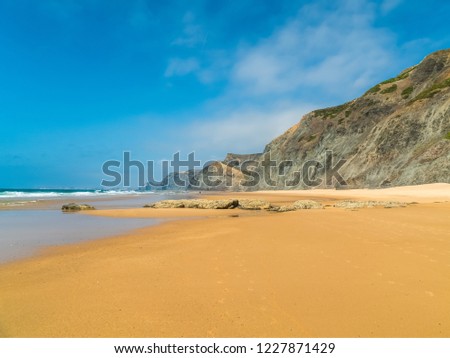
left=176, top=49, right=450, bottom=190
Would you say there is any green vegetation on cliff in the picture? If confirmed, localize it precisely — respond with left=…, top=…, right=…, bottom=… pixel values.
left=365, top=67, right=416, bottom=97
left=412, top=78, right=450, bottom=102
left=365, top=84, right=381, bottom=95
left=380, top=67, right=414, bottom=84
left=313, top=102, right=351, bottom=119
left=380, top=84, right=397, bottom=94
left=401, top=86, right=414, bottom=99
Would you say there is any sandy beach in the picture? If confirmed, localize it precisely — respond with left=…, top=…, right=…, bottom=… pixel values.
left=0, top=184, right=449, bottom=337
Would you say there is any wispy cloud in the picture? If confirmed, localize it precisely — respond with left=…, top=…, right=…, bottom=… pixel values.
left=171, top=12, right=207, bottom=48
left=164, top=57, right=200, bottom=77
left=168, top=0, right=403, bottom=157
left=231, top=0, right=396, bottom=99
left=165, top=0, right=401, bottom=101
left=182, top=101, right=317, bottom=157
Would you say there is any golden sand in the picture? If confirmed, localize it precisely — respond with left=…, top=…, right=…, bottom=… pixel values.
left=0, top=184, right=449, bottom=337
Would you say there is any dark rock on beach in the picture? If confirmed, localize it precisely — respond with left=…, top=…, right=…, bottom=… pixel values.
left=62, top=203, right=96, bottom=212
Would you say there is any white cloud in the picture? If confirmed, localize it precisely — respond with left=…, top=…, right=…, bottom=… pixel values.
left=183, top=102, right=316, bottom=156
left=164, top=57, right=200, bottom=77
left=160, top=0, right=405, bottom=159
left=231, top=0, right=397, bottom=98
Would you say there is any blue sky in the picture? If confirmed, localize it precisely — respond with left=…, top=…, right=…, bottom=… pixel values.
left=1, top=0, right=449, bottom=188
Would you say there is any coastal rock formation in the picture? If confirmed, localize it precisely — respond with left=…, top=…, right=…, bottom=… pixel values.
left=61, top=203, right=96, bottom=212
left=292, top=200, right=324, bottom=209
left=180, top=49, right=450, bottom=190
left=145, top=199, right=239, bottom=209
left=269, top=200, right=323, bottom=212
left=238, top=199, right=272, bottom=210
left=145, top=198, right=409, bottom=211
left=333, top=201, right=408, bottom=209
left=144, top=198, right=324, bottom=212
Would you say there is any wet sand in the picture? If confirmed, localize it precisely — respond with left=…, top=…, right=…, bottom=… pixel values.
left=0, top=192, right=192, bottom=211
left=0, top=184, right=449, bottom=337
left=0, top=210, right=160, bottom=263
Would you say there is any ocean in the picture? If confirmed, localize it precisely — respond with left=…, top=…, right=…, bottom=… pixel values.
left=0, top=188, right=151, bottom=199
left=0, top=210, right=160, bottom=263
left=0, top=189, right=190, bottom=263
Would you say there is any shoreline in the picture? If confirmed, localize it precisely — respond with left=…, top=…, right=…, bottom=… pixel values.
left=0, top=192, right=180, bottom=211
left=0, top=184, right=449, bottom=337
left=1, top=183, right=448, bottom=211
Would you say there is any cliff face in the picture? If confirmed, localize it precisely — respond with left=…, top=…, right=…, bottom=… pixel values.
left=176, top=50, right=450, bottom=190
left=252, top=49, right=450, bottom=189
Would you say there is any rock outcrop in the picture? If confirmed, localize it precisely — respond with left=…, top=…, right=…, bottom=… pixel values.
left=62, top=203, right=96, bottom=212
left=269, top=200, right=324, bottom=212
left=145, top=199, right=239, bottom=209
left=333, top=201, right=407, bottom=209
left=144, top=198, right=324, bottom=212
left=238, top=199, right=272, bottom=210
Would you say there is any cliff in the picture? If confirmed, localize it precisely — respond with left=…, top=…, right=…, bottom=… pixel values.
left=171, top=49, right=450, bottom=190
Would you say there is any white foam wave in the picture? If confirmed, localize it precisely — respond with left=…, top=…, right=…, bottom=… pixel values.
left=0, top=190, right=155, bottom=199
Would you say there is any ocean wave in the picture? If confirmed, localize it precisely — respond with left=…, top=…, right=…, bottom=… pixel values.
left=0, top=190, right=155, bottom=199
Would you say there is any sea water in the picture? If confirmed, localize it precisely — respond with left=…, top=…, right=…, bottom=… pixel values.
left=0, top=188, right=151, bottom=199
left=0, top=191, right=190, bottom=263
left=0, top=210, right=161, bottom=263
